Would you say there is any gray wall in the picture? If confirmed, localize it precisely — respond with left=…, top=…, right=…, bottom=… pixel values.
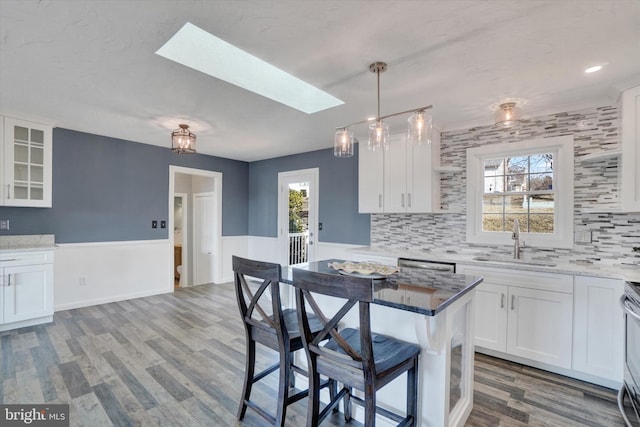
left=248, top=144, right=370, bottom=245
left=0, top=128, right=249, bottom=242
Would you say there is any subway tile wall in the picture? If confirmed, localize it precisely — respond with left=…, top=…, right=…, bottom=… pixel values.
left=371, top=105, right=640, bottom=267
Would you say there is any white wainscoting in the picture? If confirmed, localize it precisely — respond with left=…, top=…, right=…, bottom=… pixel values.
left=54, top=240, right=172, bottom=311
left=220, top=235, right=249, bottom=283
left=54, top=237, right=365, bottom=311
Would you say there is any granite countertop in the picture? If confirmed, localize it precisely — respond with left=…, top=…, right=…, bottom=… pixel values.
left=283, top=259, right=483, bottom=316
left=349, top=246, right=640, bottom=283
left=0, top=235, right=56, bottom=253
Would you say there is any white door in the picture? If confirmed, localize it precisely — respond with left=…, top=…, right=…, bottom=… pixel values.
left=474, top=282, right=508, bottom=352
left=194, top=193, right=216, bottom=285
left=278, top=168, right=319, bottom=266
left=507, top=286, right=573, bottom=368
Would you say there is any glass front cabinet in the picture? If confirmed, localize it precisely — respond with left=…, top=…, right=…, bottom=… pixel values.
left=1, top=116, right=52, bottom=208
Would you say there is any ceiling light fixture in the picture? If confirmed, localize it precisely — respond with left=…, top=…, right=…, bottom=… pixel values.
left=171, top=124, right=196, bottom=154
left=333, top=61, right=432, bottom=157
left=584, top=65, right=603, bottom=74
left=495, top=102, right=522, bottom=128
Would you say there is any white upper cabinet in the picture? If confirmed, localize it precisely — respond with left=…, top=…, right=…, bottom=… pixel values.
left=1, top=116, right=53, bottom=208
left=384, top=133, right=434, bottom=213
left=621, top=84, right=640, bottom=212
left=359, top=129, right=448, bottom=213
left=358, top=142, right=385, bottom=213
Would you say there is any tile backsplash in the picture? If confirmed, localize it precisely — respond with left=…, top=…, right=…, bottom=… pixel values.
left=371, top=105, right=640, bottom=267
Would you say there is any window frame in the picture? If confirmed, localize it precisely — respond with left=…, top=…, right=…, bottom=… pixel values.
left=466, top=135, right=574, bottom=249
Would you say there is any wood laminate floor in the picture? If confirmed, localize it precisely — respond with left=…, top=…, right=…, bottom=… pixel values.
left=0, top=283, right=630, bottom=426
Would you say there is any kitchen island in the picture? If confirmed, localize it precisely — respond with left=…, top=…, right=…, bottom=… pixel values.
left=283, top=259, right=483, bottom=427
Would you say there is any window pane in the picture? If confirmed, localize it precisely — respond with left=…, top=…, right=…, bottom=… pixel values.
left=530, top=214, right=554, bottom=233
left=530, top=194, right=554, bottom=213
left=14, top=126, right=28, bottom=142
left=484, top=176, right=504, bottom=193
left=505, top=213, right=528, bottom=232
left=530, top=173, right=553, bottom=191
left=507, top=156, right=528, bottom=174
left=482, top=195, right=503, bottom=214
left=530, top=153, right=553, bottom=172
left=482, top=214, right=504, bottom=232
left=30, top=129, right=44, bottom=144
left=484, top=159, right=504, bottom=177
left=506, top=174, right=527, bottom=192
left=505, top=195, right=527, bottom=213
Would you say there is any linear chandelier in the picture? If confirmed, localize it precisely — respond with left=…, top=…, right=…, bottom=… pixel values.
left=334, top=61, right=433, bottom=158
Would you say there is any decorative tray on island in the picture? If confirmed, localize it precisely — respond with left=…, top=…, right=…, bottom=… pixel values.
left=328, top=261, right=399, bottom=279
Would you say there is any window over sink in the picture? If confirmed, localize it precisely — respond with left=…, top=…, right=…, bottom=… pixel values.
left=467, top=135, right=574, bottom=249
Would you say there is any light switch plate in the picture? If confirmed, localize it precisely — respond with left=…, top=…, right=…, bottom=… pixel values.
left=0, top=219, right=9, bottom=230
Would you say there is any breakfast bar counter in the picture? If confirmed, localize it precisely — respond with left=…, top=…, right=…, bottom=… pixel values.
left=283, top=259, right=483, bottom=427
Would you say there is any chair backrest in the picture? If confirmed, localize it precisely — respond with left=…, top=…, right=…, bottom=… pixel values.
left=292, top=268, right=376, bottom=372
left=233, top=256, right=286, bottom=341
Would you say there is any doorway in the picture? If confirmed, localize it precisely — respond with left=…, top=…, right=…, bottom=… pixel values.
left=169, top=166, right=222, bottom=290
left=277, top=168, right=319, bottom=266
left=173, top=193, right=187, bottom=288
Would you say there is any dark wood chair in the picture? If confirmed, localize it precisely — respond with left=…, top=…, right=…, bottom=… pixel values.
left=233, top=256, right=332, bottom=426
left=293, top=268, right=421, bottom=427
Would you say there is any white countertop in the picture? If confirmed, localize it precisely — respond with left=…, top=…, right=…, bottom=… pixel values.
left=349, top=246, right=640, bottom=283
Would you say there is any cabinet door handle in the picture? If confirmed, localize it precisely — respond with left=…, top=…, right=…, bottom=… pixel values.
left=7, top=184, right=10, bottom=199
left=378, top=194, right=382, bottom=208
left=7, top=274, right=11, bottom=287
left=501, top=293, right=505, bottom=309
left=401, top=194, right=405, bottom=207
left=407, top=193, right=412, bottom=207
left=511, top=295, right=515, bottom=310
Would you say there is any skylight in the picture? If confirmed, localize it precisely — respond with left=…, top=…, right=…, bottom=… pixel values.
left=155, top=22, right=344, bottom=114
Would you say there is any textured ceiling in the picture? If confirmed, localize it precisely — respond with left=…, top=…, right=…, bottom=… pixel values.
left=1, top=0, right=639, bottom=161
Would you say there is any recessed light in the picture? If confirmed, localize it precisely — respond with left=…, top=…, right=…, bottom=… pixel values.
left=584, top=65, right=604, bottom=74
left=156, top=22, right=344, bottom=114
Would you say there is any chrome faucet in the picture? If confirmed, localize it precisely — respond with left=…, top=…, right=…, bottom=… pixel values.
left=512, top=219, right=521, bottom=259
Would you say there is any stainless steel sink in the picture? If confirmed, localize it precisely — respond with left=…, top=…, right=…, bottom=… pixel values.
left=471, top=256, right=557, bottom=267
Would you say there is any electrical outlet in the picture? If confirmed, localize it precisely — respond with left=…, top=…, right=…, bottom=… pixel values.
left=152, top=220, right=158, bottom=229
left=574, top=230, right=592, bottom=243
left=0, top=219, right=9, bottom=230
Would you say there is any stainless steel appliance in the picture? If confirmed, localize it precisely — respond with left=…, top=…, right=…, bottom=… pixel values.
left=619, top=281, right=640, bottom=426
left=397, top=257, right=456, bottom=273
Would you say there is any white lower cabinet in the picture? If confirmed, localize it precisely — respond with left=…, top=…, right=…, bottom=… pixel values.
left=506, top=285, right=573, bottom=368
left=458, top=264, right=573, bottom=369
left=572, top=276, right=624, bottom=383
left=0, top=250, right=54, bottom=331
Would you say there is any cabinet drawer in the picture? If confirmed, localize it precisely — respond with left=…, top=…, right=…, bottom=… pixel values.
left=0, top=250, right=53, bottom=266
left=458, top=265, right=573, bottom=294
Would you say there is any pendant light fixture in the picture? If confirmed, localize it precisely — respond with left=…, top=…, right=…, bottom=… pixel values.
left=333, top=61, right=433, bottom=157
left=171, top=124, right=196, bottom=154
left=495, top=102, right=521, bottom=128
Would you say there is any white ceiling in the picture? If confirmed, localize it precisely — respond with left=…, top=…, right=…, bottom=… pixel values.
left=1, top=0, right=639, bottom=162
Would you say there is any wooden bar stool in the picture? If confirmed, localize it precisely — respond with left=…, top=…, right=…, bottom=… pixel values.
left=233, top=256, right=332, bottom=426
left=293, top=268, right=421, bottom=427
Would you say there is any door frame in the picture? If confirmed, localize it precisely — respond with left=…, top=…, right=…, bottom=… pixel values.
left=173, top=192, right=188, bottom=287
left=168, top=165, right=223, bottom=289
left=277, top=168, right=319, bottom=266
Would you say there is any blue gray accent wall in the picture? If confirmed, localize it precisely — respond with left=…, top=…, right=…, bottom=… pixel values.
left=0, top=128, right=249, bottom=242
left=248, top=144, right=370, bottom=245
